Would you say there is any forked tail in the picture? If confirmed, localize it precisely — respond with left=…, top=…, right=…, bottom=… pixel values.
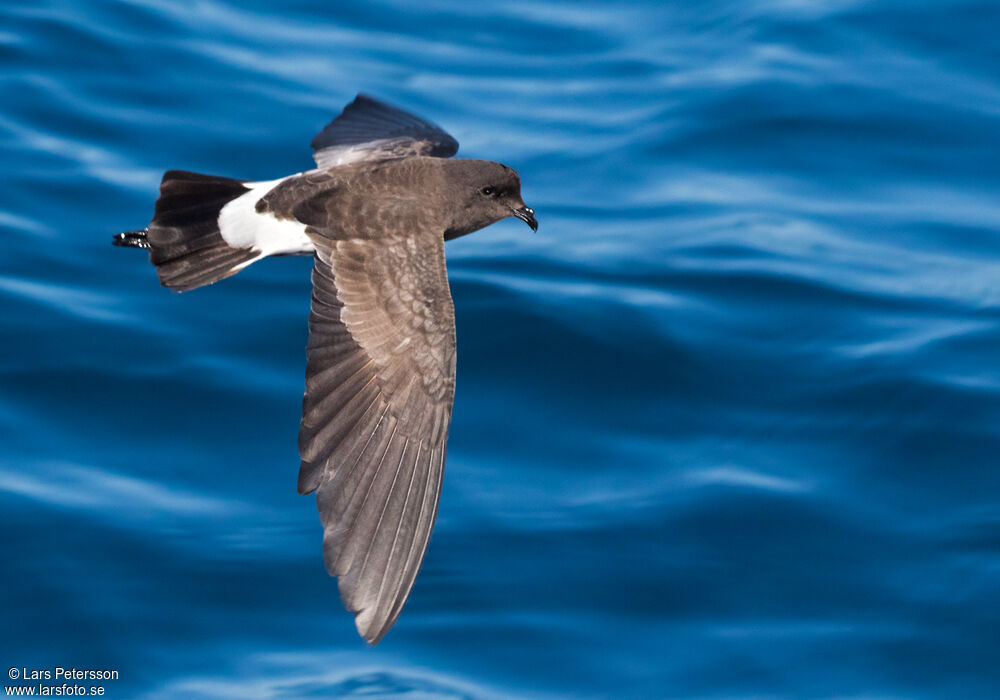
left=114, top=170, right=259, bottom=292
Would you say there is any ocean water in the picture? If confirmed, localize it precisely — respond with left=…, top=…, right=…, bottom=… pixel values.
left=2, top=0, right=998, bottom=697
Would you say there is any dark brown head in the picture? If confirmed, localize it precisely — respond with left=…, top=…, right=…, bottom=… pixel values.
left=440, top=160, right=537, bottom=240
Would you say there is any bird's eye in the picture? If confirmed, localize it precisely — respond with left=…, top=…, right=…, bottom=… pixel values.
left=481, top=186, right=495, bottom=196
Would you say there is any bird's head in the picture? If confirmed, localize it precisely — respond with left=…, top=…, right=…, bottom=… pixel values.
left=442, top=160, right=537, bottom=240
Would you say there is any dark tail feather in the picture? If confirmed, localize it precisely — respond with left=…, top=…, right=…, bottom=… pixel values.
left=116, top=170, right=258, bottom=292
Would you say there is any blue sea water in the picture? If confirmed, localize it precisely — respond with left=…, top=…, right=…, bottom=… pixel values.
left=2, top=0, right=999, bottom=697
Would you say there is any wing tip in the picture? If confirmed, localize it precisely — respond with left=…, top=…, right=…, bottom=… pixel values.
left=350, top=92, right=384, bottom=109
left=352, top=599, right=401, bottom=645
left=355, top=609, right=389, bottom=646
left=311, top=93, right=458, bottom=161
left=333, top=569, right=394, bottom=645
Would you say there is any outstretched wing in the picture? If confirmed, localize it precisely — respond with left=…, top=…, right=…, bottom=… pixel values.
left=311, top=94, right=459, bottom=169
left=298, top=230, right=457, bottom=644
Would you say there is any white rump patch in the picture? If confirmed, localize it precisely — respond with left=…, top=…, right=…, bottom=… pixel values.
left=218, top=177, right=315, bottom=256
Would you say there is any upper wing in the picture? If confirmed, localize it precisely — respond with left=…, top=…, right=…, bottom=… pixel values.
left=311, top=94, right=459, bottom=169
left=298, top=230, right=457, bottom=644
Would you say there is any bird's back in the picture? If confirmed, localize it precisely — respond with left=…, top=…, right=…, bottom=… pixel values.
left=258, top=158, right=450, bottom=242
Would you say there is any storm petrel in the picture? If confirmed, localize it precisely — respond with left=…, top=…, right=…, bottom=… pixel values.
left=114, top=94, right=537, bottom=643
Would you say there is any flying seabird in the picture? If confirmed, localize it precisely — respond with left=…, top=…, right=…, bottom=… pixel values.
left=114, top=94, right=537, bottom=644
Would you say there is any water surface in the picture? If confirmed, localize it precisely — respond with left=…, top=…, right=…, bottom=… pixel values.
left=2, top=0, right=998, bottom=697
